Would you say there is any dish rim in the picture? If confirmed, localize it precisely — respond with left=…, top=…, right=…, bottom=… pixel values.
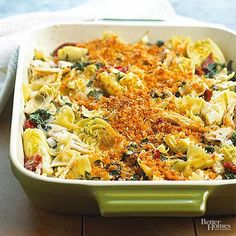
left=10, top=21, right=236, bottom=186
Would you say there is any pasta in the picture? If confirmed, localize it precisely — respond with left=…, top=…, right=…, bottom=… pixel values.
left=22, top=32, right=236, bottom=180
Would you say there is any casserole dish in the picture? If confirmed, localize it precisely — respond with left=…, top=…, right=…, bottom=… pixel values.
left=10, top=22, right=236, bottom=216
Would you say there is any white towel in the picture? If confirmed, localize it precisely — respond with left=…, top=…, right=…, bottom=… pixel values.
left=0, top=0, right=223, bottom=115
left=0, top=0, right=179, bottom=114
left=0, top=0, right=177, bottom=68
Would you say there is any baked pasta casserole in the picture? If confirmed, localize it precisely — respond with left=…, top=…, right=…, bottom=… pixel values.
left=22, top=32, right=236, bottom=180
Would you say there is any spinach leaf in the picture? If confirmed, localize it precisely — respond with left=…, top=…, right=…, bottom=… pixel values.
left=160, top=154, right=168, bottom=161
left=94, top=160, right=104, bottom=167
left=87, top=89, right=104, bottom=100
left=231, top=131, right=236, bottom=146
left=85, top=171, right=92, bottom=180
left=87, top=80, right=93, bottom=87
left=65, top=102, right=72, bottom=107
left=117, top=72, right=124, bottom=81
left=84, top=171, right=101, bottom=180
left=121, top=150, right=134, bottom=161
left=156, top=40, right=164, bottom=47
left=109, top=169, right=121, bottom=180
left=130, top=174, right=139, bottom=181
left=227, top=60, right=236, bottom=81
left=141, top=171, right=149, bottom=180
left=141, top=138, right=149, bottom=143
left=204, top=63, right=224, bottom=78
left=179, top=156, right=187, bottom=162
left=150, top=90, right=159, bottom=98
left=174, top=91, right=181, bottom=97
left=224, top=171, right=236, bottom=179
left=95, top=62, right=105, bottom=69
left=128, top=142, right=138, bottom=149
left=29, top=109, right=51, bottom=131
left=110, top=169, right=121, bottom=176
left=72, top=62, right=91, bottom=71
left=205, top=146, right=215, bottom=153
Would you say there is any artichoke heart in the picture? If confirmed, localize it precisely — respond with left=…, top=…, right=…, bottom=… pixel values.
left=221, top=145, right=236, bottom=164
left=187, top=38, right=225, bottom=66
left=119, top=72, right=144, bottom=90
left=76, top=117, right=118, bottom=149
left=164, top=134, right=190, bottom=153
left=97, top=71, right=124, bottom=95
left=137, top=157, right=153, bottom=179
left=23, top=128, right=53, bottom=175
left=58, top=46, right=88, bottom=61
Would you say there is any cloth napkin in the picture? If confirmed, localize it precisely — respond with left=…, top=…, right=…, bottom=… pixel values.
left=0, top=0, right=178, bottom=115
left=0, top=0, right=221, bottom=115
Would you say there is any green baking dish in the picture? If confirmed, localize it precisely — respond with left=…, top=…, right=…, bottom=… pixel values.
left=10, top=22, right=236, bottom=217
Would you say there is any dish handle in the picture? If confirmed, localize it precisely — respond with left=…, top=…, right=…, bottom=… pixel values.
left=95, top=186, right=210, bottom=217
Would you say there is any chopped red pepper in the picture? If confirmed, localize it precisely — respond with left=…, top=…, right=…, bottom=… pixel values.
left=203, top=89, right=213, bottom=102
left=24, top=154, right=42, bottom=173
left=195, top=67, right=205, bottom=76
left=153, top=149, right=161, bottom=159
left=115, top=66, right=128, bottom=73
left=97, top=65, right=109, bottom=74
left=101, top=66, right=108, bottom=71
left=223, top=162, right=236, bottom=174
left=23, top=119, right=36, bottom=129
left=52, top=42, right=77, bottom=57
left=156, top=118, right=164, bottom=124
left=201, top=53, right=215, bottom=69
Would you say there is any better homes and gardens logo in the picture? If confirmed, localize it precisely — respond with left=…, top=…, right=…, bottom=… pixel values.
left=201, top=218, right=231, bottom=231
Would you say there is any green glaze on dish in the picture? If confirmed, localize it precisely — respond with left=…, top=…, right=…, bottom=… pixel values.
left=11, top=160, right=236, bottom=216
left=96, top=187, right=210, bottom=217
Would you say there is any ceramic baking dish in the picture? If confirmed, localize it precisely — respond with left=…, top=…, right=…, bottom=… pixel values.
left=10, top=22, right=236, bottom=217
